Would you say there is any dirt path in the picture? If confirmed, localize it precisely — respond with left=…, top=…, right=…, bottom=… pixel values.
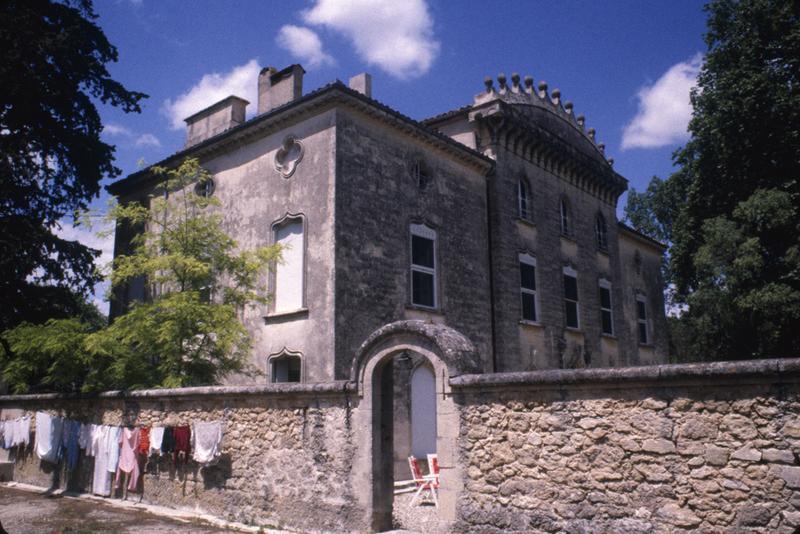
left=0, top=484, right=238, bottom=533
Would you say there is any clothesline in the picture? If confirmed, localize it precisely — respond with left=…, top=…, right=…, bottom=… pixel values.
left=1, top=412, right=225, bottom=498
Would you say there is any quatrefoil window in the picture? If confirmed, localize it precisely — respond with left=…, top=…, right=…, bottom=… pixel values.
left=274, top=135, right=304, bottom=178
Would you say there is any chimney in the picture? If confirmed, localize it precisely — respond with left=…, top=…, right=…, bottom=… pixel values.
left=184, top=96, right=248, bottom=148
left=348, top=73, right=372, bottom=98
left=258, top=64, right=305, bottom=114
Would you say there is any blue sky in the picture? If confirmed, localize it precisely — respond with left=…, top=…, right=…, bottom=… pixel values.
left=73, top=0, right=709, bottom=311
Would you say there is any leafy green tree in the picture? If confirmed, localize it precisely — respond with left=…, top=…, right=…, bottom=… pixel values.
left=0, top=318, right=99, bottom=394
left=0, top=0, right=146, bottom=339
left=1, top=159, right=280, bottom=393
left=87, top=159, right=281, bottom=389
left=626, top=0, right=800, bottom=360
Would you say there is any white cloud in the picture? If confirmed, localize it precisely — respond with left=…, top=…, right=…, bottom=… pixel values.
left=103, top=123, right=132, bottom=137
left=277, top=25, right=335, bottom=68
left=135, top=133, right=162, bottom=148
left=162, top=59, right=260, bottom=130
left=54, top=219, right=115, bottom=315
left=621, top=54, right=703, bottom=150
left=302, top=0, right=439, bottom=79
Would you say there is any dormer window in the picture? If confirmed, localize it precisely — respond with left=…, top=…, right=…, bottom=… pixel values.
left=518, top=178, right=533, bottom=221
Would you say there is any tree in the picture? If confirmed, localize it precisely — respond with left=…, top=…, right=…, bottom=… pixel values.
left=87, top=159, right=281, bottom=390
left=0, top=0, right=146, bottom=338
left=1, top=159, right=281, bottom=393
left=625, top=0, right=800, bottom=360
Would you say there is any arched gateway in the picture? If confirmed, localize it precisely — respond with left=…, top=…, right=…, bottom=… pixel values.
left=350, top=321, right=481, bottom=532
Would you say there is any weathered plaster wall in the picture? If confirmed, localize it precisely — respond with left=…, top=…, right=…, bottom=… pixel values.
left=452, top=359, right=800, bottom=533
left=0, top=384, right=362, bottom=534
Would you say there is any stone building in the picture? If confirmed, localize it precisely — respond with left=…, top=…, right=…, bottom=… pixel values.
left=108, top=64, right=667, bottom=494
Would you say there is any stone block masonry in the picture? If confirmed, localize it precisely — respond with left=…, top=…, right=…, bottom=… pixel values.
left=3, top=359, right=800, bottom=533
left=0, top=383, right=363, bottom=533
left=451, top=359, right=800, bottom=533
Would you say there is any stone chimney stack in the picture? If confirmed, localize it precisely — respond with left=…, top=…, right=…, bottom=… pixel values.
left=258, top=64, right=305, bottom=114
left=184, top=96, right=248, bottom=148
left=348, top=73, right=372, bottom=98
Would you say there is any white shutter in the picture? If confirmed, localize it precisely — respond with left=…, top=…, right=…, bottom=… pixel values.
left=274, top=220, right=304, bottom=312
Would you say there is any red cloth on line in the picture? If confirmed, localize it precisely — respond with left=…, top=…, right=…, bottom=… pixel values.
left=138, top=427, right=150, bottom=455
left=173, top=425, right=191, bottom=454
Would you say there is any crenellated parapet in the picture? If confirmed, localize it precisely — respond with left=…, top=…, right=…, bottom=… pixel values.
left=466, top=72, right=626, bottom=204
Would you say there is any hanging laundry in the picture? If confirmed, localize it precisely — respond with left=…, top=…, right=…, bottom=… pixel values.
left=161, top=426, right=175, bottom=455
left=35, top=412, right=63, bottom=464
left=173, top=425, right=191, bottom=463
left=78, top=423, right=93, bottom=450
left=106, top=426, right=121, bottom=474
left=138, top=426, right=150, bottom=456
left=62, top=420, right=81, bottom=471
left=115, top=427, right=140, bottom=491
left=15, top=416, right=31, bottom=447
left=1, top=420, right=12, bottom=449
left=149, top=426, right=164, bottom=455
left=91, top=425, right=112, bottom=496
left=192, top=421, right=223, bottom=465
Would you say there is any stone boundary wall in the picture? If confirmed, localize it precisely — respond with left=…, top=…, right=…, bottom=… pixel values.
left=451, top=359, right=800, bottom=533
left=0, top=382, right=362, bottom=534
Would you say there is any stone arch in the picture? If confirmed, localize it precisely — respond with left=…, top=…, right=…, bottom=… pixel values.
left=350, top=320, right=477, bottom=531
left=351, top=320, right=481, bottom=387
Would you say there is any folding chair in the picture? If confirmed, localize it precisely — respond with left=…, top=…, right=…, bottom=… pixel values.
left=408, top=455, right=438, bottom=507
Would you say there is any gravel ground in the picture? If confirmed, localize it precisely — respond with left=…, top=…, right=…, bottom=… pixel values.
left=391, top=492, right=448, bottom=534
left=0, top=485, right=242, bottom=533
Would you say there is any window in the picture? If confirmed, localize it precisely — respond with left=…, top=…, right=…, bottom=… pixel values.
left=563, top=266, right=579, bottom=329
left=270, top=351, right=301, bottom=383
left=595, top=213, right=608, bottom=250
left=599, top=279, right=613, bottom=335
left=519, top=254, right=538, bottom=322
left=194, top=177, right=215, bottom=198
left=560, top=198, right=572, bottom=236
left=636, top=295, right=649, bottom=344
left=518, top=179, right=532, bottom=221
left=410, top=224, right=437, bottom=308
left=412, top=160, right=430, bottom=191
left=273, top=216, right=304, bottom=313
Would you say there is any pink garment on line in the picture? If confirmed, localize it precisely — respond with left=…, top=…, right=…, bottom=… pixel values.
left=115, top=427, right=140, bottom=491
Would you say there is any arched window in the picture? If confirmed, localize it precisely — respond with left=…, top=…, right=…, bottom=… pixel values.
left=560, top=197, right=572, bottom=236
left=272, top=215, right=305, bottom=313
left=269, top=349, right=302, bottom=383
left=595, top=213, right=608, bottom=250
left=518, top=178, right=532, bottom=221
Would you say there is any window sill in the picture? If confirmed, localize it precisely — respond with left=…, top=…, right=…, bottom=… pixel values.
left=516, top=217, right=536, bottom=228
left=597, top=248, right=610, bottom=256
left=564, top=326, right=583, bottom=333
left=263, top=308, right=309, bottom=323
left=519, top=319, right=543, bottom=328
left=560, top=233, right=577, bottom=243
left=638, top=342, right=654, bottom=348
left=406, top=304, right=444, bottom=315
left=601, top=333, right=617, bottom=340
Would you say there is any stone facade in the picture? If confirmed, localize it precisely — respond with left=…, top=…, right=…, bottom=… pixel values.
left=452, top=359, right=800, bottom=533
left=108, top=64, right=668, bottom=386
left=2, top=359, right=800, bottom=533
left=0, top=384, right=361, bottom=533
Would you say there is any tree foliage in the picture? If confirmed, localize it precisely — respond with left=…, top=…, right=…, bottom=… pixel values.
left=1, top=159, right=280, bottom=393
left=625, top=0, right=800, bottom=361
left=0, top=0, right=146, bottom=334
